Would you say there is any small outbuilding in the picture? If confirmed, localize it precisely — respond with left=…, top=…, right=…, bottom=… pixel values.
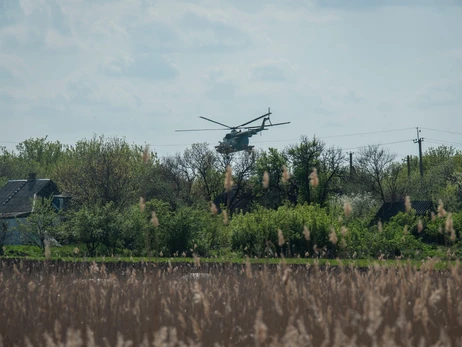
left=373, top=200, right=435, bottom=224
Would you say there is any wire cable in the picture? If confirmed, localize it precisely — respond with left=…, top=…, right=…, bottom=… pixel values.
left=252, top=127, right=415, bottom=144
left=421, top=127, right=462, bottom=136
left=342, top=139, right=414, bottom=151
left=0, top=127, right=415, bottom=149
left=1, top=127, right=417, bottom=147
left=318, top=127, right=415, bottom=139
left=425, top=138, right=462, bottom=146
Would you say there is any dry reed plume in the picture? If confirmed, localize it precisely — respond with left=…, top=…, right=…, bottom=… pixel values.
left=222, top=210, right=229, bottom=225
left=404, top=195, right=411, bottom=213
left=151, top=211, right=159, bottom=228
left=142, top=145, right=150, bottom=163
left=139, top=196, right=146, bottom=212
left=418, top=219, right=424, bottom=233
left=210, top=202, right=218, bottom=215
left=278, top=229, right=285, bottom=247
left=225, top=166, right=234, bottom=192
left=262, top=171, right=269, bottom=189
left=344, top=201, right=352, bottom=218
left=1, top=259, right=461, bottom=346
left=309, top=168, right=319, bottom=187
left=282, top=166, right=290, bottom=183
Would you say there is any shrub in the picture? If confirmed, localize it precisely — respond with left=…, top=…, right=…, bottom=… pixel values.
left=229, top=204, right=341, bottom=257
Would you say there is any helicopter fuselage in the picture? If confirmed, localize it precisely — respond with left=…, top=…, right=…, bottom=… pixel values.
left=215, top=130, right=253, bottom=154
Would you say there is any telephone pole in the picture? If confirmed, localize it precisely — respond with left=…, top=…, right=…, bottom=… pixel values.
left=413, top=127, right=424, bottom=178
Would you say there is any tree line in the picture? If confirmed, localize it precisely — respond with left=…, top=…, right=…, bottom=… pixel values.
left=1, top=134, right=461, bottom=258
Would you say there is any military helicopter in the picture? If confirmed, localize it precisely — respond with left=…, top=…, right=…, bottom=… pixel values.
left=175, top=108, right=290, bottom=154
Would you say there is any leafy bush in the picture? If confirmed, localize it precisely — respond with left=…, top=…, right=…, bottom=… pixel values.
left=229, top=203, right=341, bottom=257
left=360, top=211, right=433, bottom=259
left=142, top=200, right=230, bottom=257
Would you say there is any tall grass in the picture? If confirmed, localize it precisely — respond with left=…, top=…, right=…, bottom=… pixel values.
left=0, top=259, right=461, bottom=346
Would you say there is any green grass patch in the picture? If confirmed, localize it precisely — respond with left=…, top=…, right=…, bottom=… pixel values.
left=2, top=245, right=459, bottom=270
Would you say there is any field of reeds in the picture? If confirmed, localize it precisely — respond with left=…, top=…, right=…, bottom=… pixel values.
left=1, top=258, right=461, bottom=346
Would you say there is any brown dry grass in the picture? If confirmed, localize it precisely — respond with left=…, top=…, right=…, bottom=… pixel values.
left=0, top=259, right=461, bottom=346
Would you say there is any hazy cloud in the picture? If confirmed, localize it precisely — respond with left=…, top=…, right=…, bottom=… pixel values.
left=0, top=0, right=461, bottom=158
left=252, top=60, right=297, bottom=82
left=103, top=54, right=179, bottom=81
left=415, top=77, right=462, bottom=107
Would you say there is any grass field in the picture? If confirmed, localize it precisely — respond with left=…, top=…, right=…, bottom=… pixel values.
left=1, top=258, right=461, bottom=346
left=1, top=244, right=459, bottom=270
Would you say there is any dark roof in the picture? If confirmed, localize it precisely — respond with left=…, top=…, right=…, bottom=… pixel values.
left=0, top=178, right=59, bottom=218
left=374, top=200, right=435, bottom=224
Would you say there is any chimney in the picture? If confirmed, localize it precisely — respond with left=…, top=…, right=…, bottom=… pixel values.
left=27, top=173, right=37, bottom=181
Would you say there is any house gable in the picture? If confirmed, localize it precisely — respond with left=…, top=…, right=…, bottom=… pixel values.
left=0, top=173, right=60, bottom=219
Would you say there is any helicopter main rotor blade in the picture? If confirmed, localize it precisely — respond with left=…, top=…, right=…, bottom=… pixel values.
left=237, top=111, right=272, bottom=128
left=199, top=116, right=233, bottom=129
left=175, top=128, right=229, bottom=132
left=266, top=121, right=291, bottom=127
left=244, top=121, right=290, bottom=130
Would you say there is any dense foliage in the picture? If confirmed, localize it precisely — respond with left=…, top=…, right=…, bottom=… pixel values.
left=1, top=134, right=462, bottom=259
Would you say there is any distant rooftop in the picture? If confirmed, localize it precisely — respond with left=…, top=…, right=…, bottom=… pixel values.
left=0, top=173, right=59, bottom=218
left=374, top=200, right=435, bottom=224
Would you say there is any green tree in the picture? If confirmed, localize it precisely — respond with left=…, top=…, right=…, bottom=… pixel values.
left=186, top=143, right=222, bottom=202
left=286, top=135, right=345, bottom=206
left=54, top=135, right=149, bottom=208
left=217, top=150, right=259, bottom=212
left=252, top=148, right=289, bottom=208
left=15, top=136, right=66, bottom=177
left=286, top=135, right=324, bottom=204
left=317, top=146, right=346, bottom=205
left=416, top=145, right=462, bottom=210
left=0, top=147, right=35, bottom=183
left=16, top=195, right=60, bottom=253
left=68, top=202, right=123, bottom=256
left=354, top=144, right=397, bottom=203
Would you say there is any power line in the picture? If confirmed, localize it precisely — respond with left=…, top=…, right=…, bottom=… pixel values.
left=252, top=127, right=415, bottom=144
left=0, top=127, right=424, bottom=152
left=318, top=127, right=415, bottom=139
left=342, top=139, right=413, bottom=151
left=0, top=127, right=417, bottom=147
left=421, top=127, right=462, bottom=136
left=425, top=138, right=462, bottom=146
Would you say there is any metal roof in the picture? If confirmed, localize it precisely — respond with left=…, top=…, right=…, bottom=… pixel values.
left=0, top=178, right=58, bottom=218
left=374, top=200, right=435, bottom=223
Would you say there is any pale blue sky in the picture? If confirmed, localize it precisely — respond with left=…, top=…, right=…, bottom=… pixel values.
left=1, top=0, right=461, bottom=160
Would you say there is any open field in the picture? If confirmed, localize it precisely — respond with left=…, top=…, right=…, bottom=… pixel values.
left=1, top=259, right=462, bottom=346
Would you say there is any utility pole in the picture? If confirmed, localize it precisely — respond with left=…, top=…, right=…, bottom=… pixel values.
left=413, top=127, right=424, bottom=178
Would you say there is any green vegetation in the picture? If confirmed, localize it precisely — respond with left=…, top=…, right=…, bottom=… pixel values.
left=1, top=134, right=462, bottom=260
